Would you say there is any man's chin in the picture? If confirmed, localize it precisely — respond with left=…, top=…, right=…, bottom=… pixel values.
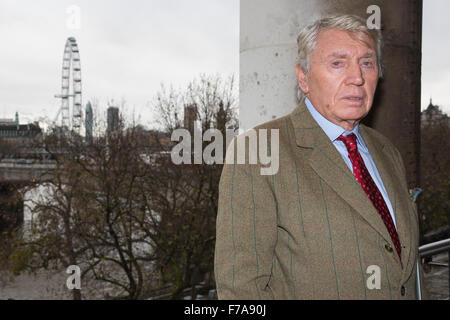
left=336, top=110, right=368, bottom=125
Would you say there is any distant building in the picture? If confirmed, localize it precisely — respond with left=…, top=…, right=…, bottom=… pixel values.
left=0, top=112, right=41, bottom=142
left=184, top=104, right=197, bottom=135
left=421, top=99, right=450, bottom=127
left=85, top=102, right=93, bottom=143
left=0, top=113, right=41, bottom=159
left=0, top=112, right=19, bottom=126
left=107, top=106, right=119, bottom=134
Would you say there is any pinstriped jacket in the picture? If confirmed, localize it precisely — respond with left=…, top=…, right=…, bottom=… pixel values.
left=214, top=99, right=428, bottom=299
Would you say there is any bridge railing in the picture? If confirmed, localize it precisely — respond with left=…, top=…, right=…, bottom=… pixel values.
left=419, top=238, right=450, bottom=299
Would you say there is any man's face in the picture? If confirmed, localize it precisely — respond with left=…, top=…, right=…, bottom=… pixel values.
left=296, top=28, right=379, bottom=130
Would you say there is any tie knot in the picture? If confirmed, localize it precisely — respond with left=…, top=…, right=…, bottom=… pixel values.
left=338, top=133, right=358, bottom=152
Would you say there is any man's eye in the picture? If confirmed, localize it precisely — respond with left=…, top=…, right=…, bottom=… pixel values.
left=362, top=61, right=374, bottom=67
left=331, top=61, right=342, bottom=67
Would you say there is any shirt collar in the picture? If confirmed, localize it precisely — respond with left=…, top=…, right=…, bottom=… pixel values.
left=304, top=97, right=368, bottom=152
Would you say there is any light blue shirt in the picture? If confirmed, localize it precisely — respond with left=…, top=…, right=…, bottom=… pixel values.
left=305, top=98, right=397, bottom=228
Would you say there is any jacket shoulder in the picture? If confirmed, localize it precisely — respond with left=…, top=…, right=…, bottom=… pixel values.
left=360, top=124, right=400, bottom=153
left=252, top=113, right=292, bottom=132
left=360, top=124, right=406, bottom=176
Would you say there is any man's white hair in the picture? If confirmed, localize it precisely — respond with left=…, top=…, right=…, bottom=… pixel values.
left=296, top=14, right=383, bottom=100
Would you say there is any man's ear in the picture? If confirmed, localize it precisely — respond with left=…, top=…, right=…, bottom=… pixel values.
left=295, top=63, right=309, bottom=94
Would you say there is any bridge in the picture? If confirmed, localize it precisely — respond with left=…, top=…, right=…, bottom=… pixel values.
left=0, top=160, right=56, bottom=183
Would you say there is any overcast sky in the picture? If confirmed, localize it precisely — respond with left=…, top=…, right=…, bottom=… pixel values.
left=421, top=0, right=450, bottom=113
left=0, top=0, right=239, bottom=127
left=0, top=0, right=448, bottom=129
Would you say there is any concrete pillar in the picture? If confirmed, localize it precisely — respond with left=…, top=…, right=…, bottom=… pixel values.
left=240, top=0, right=422, bottom=187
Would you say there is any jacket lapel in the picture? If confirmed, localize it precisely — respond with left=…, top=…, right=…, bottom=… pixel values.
left=289, top=100, right=397, bottom=252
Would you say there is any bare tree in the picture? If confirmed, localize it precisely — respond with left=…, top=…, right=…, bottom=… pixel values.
left=153, top=74, right=238, bottom=134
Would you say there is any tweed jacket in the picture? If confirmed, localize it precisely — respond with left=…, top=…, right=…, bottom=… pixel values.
left=214, top=99, right=427, bottom=300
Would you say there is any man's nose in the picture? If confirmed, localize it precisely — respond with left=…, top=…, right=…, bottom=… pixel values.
left=345, top=63, right=365, bottom=86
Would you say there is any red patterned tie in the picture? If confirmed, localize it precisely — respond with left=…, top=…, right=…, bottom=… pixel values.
left=338, top=134, right=402, bottom=263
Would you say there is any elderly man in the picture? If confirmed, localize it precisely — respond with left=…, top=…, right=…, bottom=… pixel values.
left=214, top=15, right=427, bottom=299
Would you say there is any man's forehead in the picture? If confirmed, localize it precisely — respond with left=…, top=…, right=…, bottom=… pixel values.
left=315, top=28, right=376, bottom=54
left=327, top=50, right=376, bottom=59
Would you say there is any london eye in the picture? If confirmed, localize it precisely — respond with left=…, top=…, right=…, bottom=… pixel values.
left=54, top=37, right=82, bottom=133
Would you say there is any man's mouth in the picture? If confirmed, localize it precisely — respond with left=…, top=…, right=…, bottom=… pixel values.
left=342, top=96, right=364, bottom=103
